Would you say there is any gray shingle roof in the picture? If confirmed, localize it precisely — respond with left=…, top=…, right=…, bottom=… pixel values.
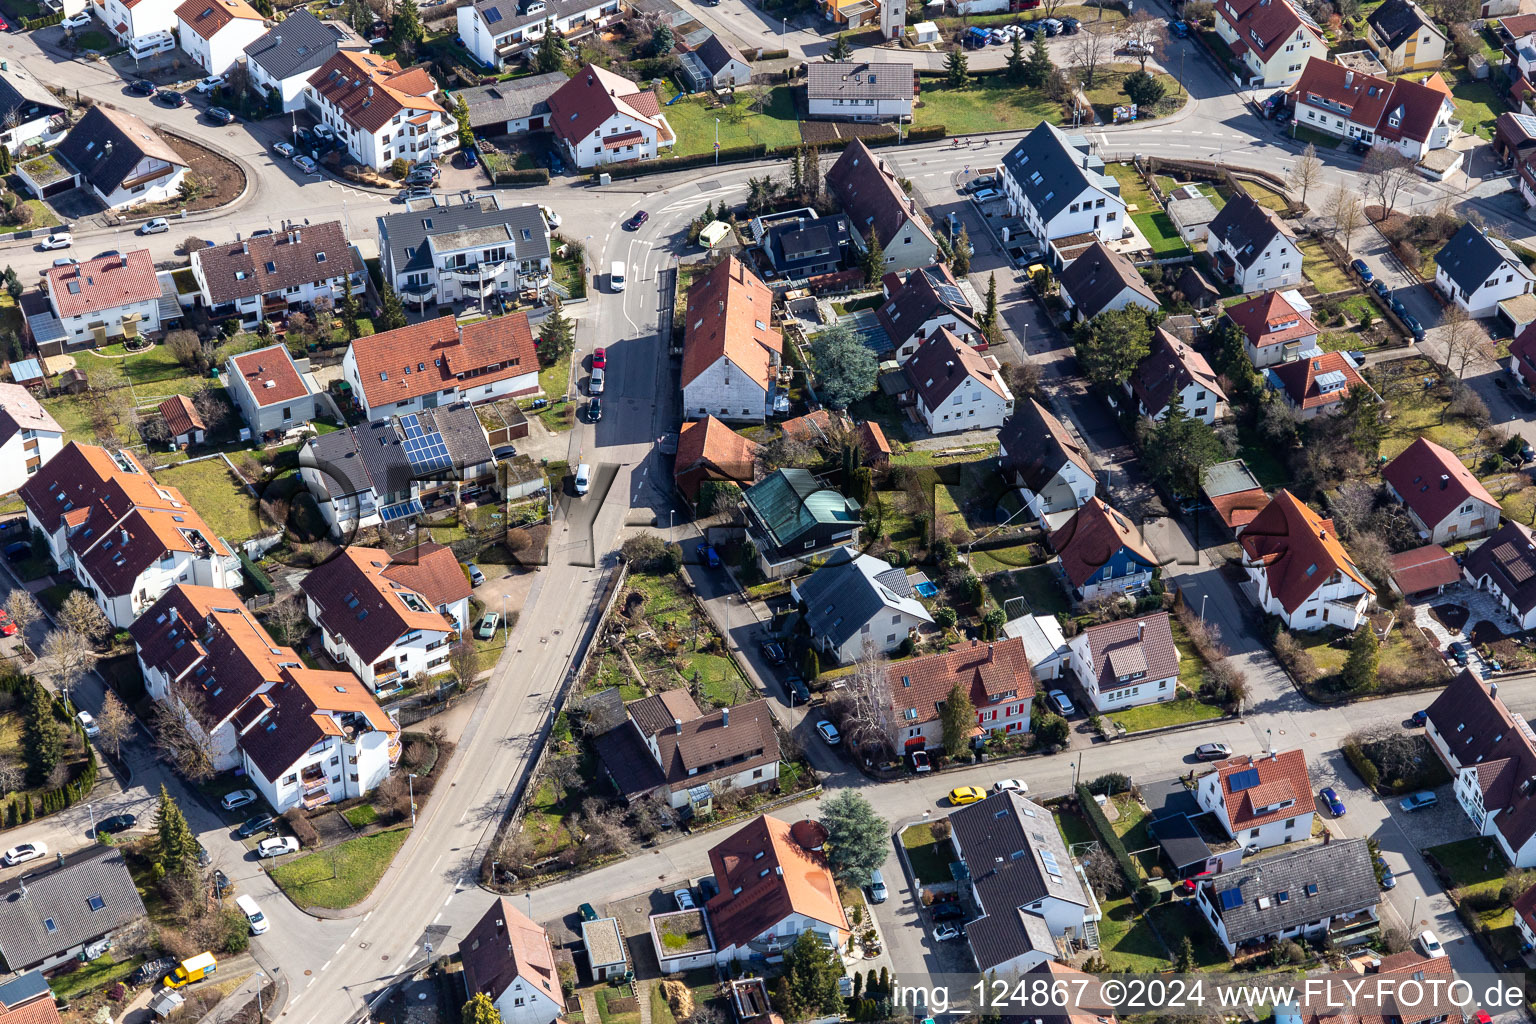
left=0, top=68, right=64, bottom=135
left=1001, top=121, right=1118, bottom=225
left=1057, top=240, right=1157, bottom=320
left=379, top=196, right=550, bottom=278
left=806, top=61, right=913, bottom=102
left=0, top=846, right=147, bottom=971
left=1436, top=221, right=1530, bottom=295
left=419, top=402, right=493, bottom=470
left=244, top=11, right=343, bottom=81
left=471, top=0, right=607, bottom=37
left=456, top=71, right=569, bottom=128
left=796, top=549, right=931, bottom=650
left=55, top=106, right=186, bottom=197
left=1367, top=0, right=1439, bottom=51
left=302, top=426, right=375, bottom=498
left=1207, top=191, right=1291, bottom=270
left=1202, top=838, right=1378, bottom=944
left=696, top=34, right=745, bottom=76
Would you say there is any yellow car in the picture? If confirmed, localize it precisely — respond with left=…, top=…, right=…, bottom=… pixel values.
left=949, top=786, right=986, bottom=805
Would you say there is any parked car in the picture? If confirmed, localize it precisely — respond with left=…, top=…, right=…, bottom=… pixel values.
left=868, top=869, right=887, bottom=903
left=3, top=540, right=30, bottom=562
left=38, top=232, right=71, bottom=250
left=2, top=841, right=46, bottom=866
left=1371, top=279, right=1391, bottom=300
left=948, top=786, right=985, bottom=805
left=540, top=205, right=561, bottom=228
left=1352, top=138, right=1371, bottom=155
left=194, top=75, right=226, bottom=93
left=1346, top=350, right=1366, bottom=366
left=1048, top=689, right=1075, bottom=715
left=63, top=11, right=94, bottom=27
left=673, top=888, right=695, bottom=911
left=1194, top=742, right=1232, bottom=761
left=1274, top=107, right=1291, bottom=125
left=492, top=445, right=517, bottom=461
left=695, top=543, right=720, bottom=568
left=1019, top=22, right=1038, bottom=38
left=128, top=78, right=157, bottom=96
left=1522, top=442, right=1535, bottom=464
left=963, top=175, right=997, bottom=194
left=1402, top=313, right=1425, bottom=341
left=1041, top=17, right=1063, bottom=34
left=910, top=750, right=931, bottom=773
left=930, top=902, right=964, bottom=921
left=993, top=778, right=1028, bottom=793
left=221, top=789, right=259, bottom=811
left=970, top=188, right=1002, bottom=203
left=1447, top=641, right=1471, bottom=665
left=257, top=836, right=299, bottom=858
left=139, top=218, right=170, bottom=235
left=624, top=210, right=649, bottom=230
left=293, top=155, right=318, bottom=174
left=158, top=89, right=187, bottom=107
left=1349, top=259, right=1374, bottom=283
left=206, top=106, right=235, bottom=125
left=816, top=720, right=841, bottom=745
left=1412, top=709, right=1428, bottom=726
left=1059, top=16, right=1079, bottom=32
left=933, top=923, right=962, bottom=941
left=475, top=613, right=499, bottom=640
left=95, top=813, right=137, bottom=836
left=587, top=396, right=602, bottom=422
left=1375, top=855, right=1396, bottom=890
left=399, top=186, right=433, bottom=202
left=592, top=346, right=607, bottom=369
left=1168, top=18, right=1189, bottom=36
left=787, top=676, right=811, bottom=703
left=237, top=814, right=276, bottom=838
left=77, top=710, right=100, bottom=737
left=273, top=141, right=296, bottom=159
left=1400, top=791, right=1438, bottom=812
left=547, top=149, right=564, bottom=174
left=1389, top=297, right=1408, bottom=317
left=1418, top=929, right=1445, bottom=957
left=1319, top=786, right=1345, bottom=816
left=0, top=611, right=15, bottom=637
left=760, top=641, right=786, bottom=665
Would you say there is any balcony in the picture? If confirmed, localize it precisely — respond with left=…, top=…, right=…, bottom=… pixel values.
left=442, top=261, right=508, bottom=283
left=388, top=735, right=403, bottom=766
left=301, top=789, right=333, bottom=810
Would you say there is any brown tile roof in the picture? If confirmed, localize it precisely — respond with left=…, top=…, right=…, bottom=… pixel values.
left=1208, top=749, right=1313, bottom=829
left=176, top=0, right=262, bottom=41
left=653, top=699, right=778, bottom=789
left=706, top=814, right=849, bottom=950
left=886, top=638, right=1035, bottom=727
left=1220, top=0, right=1322, bottom=60
left=306, top=50, right=443, bottom=135
left=1463, top=519, right=1536, bottom=616
left=1377, top=74, right=1454, bottom=146
left=300, top=546, right=456, bottom=664
left=158, top=394, right=206, bottom=438
left=1503, top=11, right=1536, bottom=35
left=681, top=256, right=782, bottom=391
left=904, top=328, right=1010, bottom=409
left=1056, top=241, right=1157, bottom=320
left=1294, top=56, right=1393, bottom=125
left=1128, top=328, right=1225, bottom=417
left=1383, top=436, right=1500, bottom=532
left=380, top=541, right=472, bottom=611
left=77, top=503, right=229, bottom=599
left=628, top=689, right=704, bottom=738
left=461, top=899, right=566, bottom=1012
left=1210, top=488, right=1267, bottom=533
left=1425, top=670, right=1536, bottom=860
left=674, top=415, right=762, bottom=501
left=857, top=421, right=890, bottom=463
left=1269, top=350, right=1365, bottom=411
left=1239, top=489, right=1373, bottom=613
left=0, top=382, right=61, bottom=445
left=876, top=263, right=980, bottom=349
left=1390, top=544, right=1460, bottom=595
left=1078, top=612, right=1178, bottom=694
left=55, top=106, right=186, bottom=197
left=1516, top=882, right=1536, bottom=944
left=779, top=409, right=841, bottom=445
left=195, top=221, right=358, bottom=306
left=44, top=250, right=160, bottom=319
left=1049, top=497, right=1157, bottom=589
left=20, top=442, right=160, bottom=536
left=548, top=64, right=666, bottom=147
left=351, top=314, right=536, bottom=410
left=998, top=398, right=1094, bottom=493
left=230, top=344, right=310, bottom=409
left=826, top=139, right=937, bottom=251
left=1224, top=289, right=1319, bottom=351
left=234, top=668, right=394, bottom=780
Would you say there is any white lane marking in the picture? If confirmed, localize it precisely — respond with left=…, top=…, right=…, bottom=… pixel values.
left=350, top=925, right=361, bottom=939
left=430, top=853, right=443, bottom=872
left=321, top=960, right=332, bottom=972
left=408, top=945, right=419, bottom=960
left=434, top=912, right=443, bottom=924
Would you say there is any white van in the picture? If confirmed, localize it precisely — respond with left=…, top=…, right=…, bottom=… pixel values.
left=610, top=261, right=626, bottom=292
left=575, top=463, right=591, bottom=496
left=235, top=894, right=269, bottom=935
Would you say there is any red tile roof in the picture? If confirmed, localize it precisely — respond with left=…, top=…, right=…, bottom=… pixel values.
left=1377, top=74, right=1455, bottom=146
left=306, top=50, right=443, bottom=136
left=1078, top=612, right=1179, bottom=693
left=1049, top=497, right=1157, bottom=589
left=1219, top=0, right=1322, bottom=61
left=380, top=541, right=472, bottom=611
left=1209, top=488, right=1267, bottom=533
left=1208, top=749, right=1313, bottom=829
left=681, top=256, right=782, bottom=391
left=674, top=415, right=762, bottom=500
left=350, top=313, right=536, bottom=410
left=300, top=546, right=457, bottom=664
left=857, top=421, right=890, bottom=463
left=706, top=814, right=849, bottom=951
left=886, top=638, right=1035, bottom=727
left=1293, top=57, right=1393, bottom=127
left=231, top=344, right=310, bottom=408
left=548, top=64, right=666, bottom=147
left=461, top=899, right=566, bottom=1013
left=780, top=409, right=844, bottom=445
left=1224, top=289, right=1318, bottom=351
left=1505, top=12, right=1536, bottom=36
left=1239, top=490, right=1373, bottom=613
left=1382, top=436, right=1501, bottom=532
left=1390, top=544, right=1460, bottom=595
left=44, top=250, right=159, bottom=319
left=1268, top=350, right=1364, bottom=411
left=0, top=982, right=62, bottom=1024
left=158, top=394, right=206, bottom=438
left=175, top=0, right=262, bottom=41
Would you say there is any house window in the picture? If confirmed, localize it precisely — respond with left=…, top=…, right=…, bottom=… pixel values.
left=1249, top=828, right=1260, bottom=838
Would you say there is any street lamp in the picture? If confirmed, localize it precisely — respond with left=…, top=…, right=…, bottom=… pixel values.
left=254, top=971, right=265, bottom=1018
left=1199, top=592, right=1208, bottom=621
left=87, top=802, right=95, bottom=839
left=715, top=118, right=720, bottom=166
left=781, top=16, right=786, bottom=34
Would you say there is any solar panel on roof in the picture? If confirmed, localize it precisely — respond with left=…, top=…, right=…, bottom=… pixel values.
left=937, top=283, right=966, bottom=308
left=1228, top=767, right=1261, bottom=792
left=399, top=413, right=424, bottom=439
left=1218, top=886, right=1244, bottom=910
left=402, top=429, right=453, bottom=474
left=484, top=6, right=501, bottom=20
left=380, top=499, right=423, bottom=522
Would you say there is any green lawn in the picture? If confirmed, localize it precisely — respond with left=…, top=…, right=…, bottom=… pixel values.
left=343, top=804, right=379, bottom=827
left=48, top=953, right=146, bottom=1001
left=1426, top=837, right=1523, bottom=959
left=660, top=86, right=801, bottom=158
left=1239, top=179, right=1290, bottom=212
left=74, top=28, right=113, bottom=49
left=1376, top=359, right=1483, bottom=460
left=1131, top=211, right=1190, bottom=258
left=1148, top=900, right=1229, bottom=968
left=901, top=822, right=953, bottom=885
left=1081, top=65, right=1179, bottom=122
left=627, top=570, right=696, bottom=632
left=683, top=651, right=752, bottom=707
left=268, top=828, right=409, bottom=909
left=985, top=563, right=1068, bottom=617
left=153, top=458, right=262, bottom=545
left=1236, top=421, right=1290, bottom=490
left=1450, top=81, right=1503, bottom=140
left=0, top=201, right=59, bottom=238
left=74, top=342, right=190, bottom=387
left=968, top=542, right=1036, bottom=574
left=1296, top=237, right=1352, bottom=293
left=1097, top=895, right=1170, bottom=971
left=1108, top=697, right=1224, bottom=733
left=594, top=987, right=641, bottom=1024
left=1107, top=163, right=1156, bottom=211
left=1289, top=123, right=1342, bottom=150
left=913, top=77, right=1062, bottom=133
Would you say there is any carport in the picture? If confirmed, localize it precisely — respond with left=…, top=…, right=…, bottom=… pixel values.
left=1149, top=814, right=1213, bottom=879
left=832, top=308, right=893, bottom=355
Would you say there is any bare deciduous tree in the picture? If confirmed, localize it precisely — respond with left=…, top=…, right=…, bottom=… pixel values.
left=1361, top=148, right=1415, bottom=215
left=1441, top=305, right=1484, bottom=380
left=151, top=681, right=216, bottom=781
left=1124, top=10, right=1167, bottom=71
left=1069, top=22, right=1113, bottom=88
left=0, top=756, right=21, bottom=794
left=839, top=640, right=899, bottom=760
left=5, top=589, right=40, bottom=638
left=1287, top=143, right=1324, bottom=207
left=60, top=590, right=112, bottom=645
left=1328, top=186, right=1366, bottom=249
left=165, top=329, right=203, bottom=369
left=266, top=593, right=308, bottom=647
left=42, top=627, right=90, bottom=704
left=448, top=637, right=479, bottom=691
left=97, top=689, right=133, bottom=759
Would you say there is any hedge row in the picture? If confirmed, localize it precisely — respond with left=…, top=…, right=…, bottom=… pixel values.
left=492, top=168, right=552, bottom=186
left=593, top=124, right=948, bottom=180
left=1076, top=782, right=1141, bottom=888
left=240, top=552, right=274, bottom=595
left=756, top=48, right=790, bottom=60
left=27, top=12, right=64, bottom=28
left=0, top=676, right=99, bottom=825
left=1342, top=740, right=1379, bottom=791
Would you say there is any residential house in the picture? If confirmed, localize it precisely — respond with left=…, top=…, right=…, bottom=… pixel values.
left=1068, top=612, right=1180, bottom=712
left=1056, top=240, right=1158, bottom=322
left=235, top=669, right=400, bottom=813
left=1212, top=0, right=1325, bottom=87
left=1194, top=839, right=1379, bottom=954
left=0, top=382, right=62, bottom=495
left=52, top=106, right=187, bottom=210
left=673, top=415, right=762, bottom=503
left=244, top=11, right=358, bottom=113
left=1496, top=110, right=1536, bottom=169
left=1434, top=222, right=1536, bottom=317
left=1001, top=613, right=1070, bottom=684
left=176, top=0, right=267, bottom=76
left=999, top=121, right=1126, bottom=246
left=460, top=900, right=566, bottom=1024
left=378, top=540, right=474, bottom=632
left=947, top=791, right=1097, bottom=976
left=792, top=550, right=932, bottom=663
left=742, top=469, right=862, bottom=577
left=1203, top=459, right=1268, bottom=536
left=1366, top=0, right=1447, bottom=71
left=343, top=313, right=539, bottom=420
left=1265, top=349, right=1367, bottom=418
left=1462, top=519, right=1536, bottom=630
left=0, top=973, right=61, bottom=1024
left=998, top=399, right=1096, bottom=530
left=1382, top=436, right=1502, bottom=544
left=806, top=61, right=913, bottom=122
left=827, top=139, right=940, bottom=273
left=456, top=71, right=569, bottom=134
left=592, top=692, right=780, bottom=810
left=1225, top=288, right=1320, bottom=367
left=889, top=639, right=1035, bottom=754
left=225, top=343, right=322, bottom=438
left=96, top=0, right=180, bottom=55
left=876, top=263, right=982, bottom=359
left=0, top=64, right=67, bottom=155
left=300, top=546, right=462, bottom=691
left=158, top=394, right=206, bottom=448
left=304, top=50, right=457, bottom=172
left=547, top=64, right=674, bottom=169
left=760, top=213, right=854, bottom=280
left=1285, top=950, right=1463, bottom=1024
left=1390, top=544, right=1461, bottom=598
left=857, top=420, right=890, bottom=466
left=1195, top=748, right=1315, bottom=849
left=1239, top=489, right=1374, bottom=630
left=378, top=193, right=551, bottom=311
left=18, top=442, right=240, bottom=628
left=0, top=846, right=147, bottom=972
left=1291, top=57, right=1460, bottom=161
left=680, top=35, right=752, bottom=91
left=193, top=221, right=364, bottom=328
left=1049, top=497, right=1158, bottom=602
left=1206, top=190, right=1302, bottom=292
left=1126, top=327, right=1228, bottom=424
left=706, top=814, right=850, bottom=962
left=31, top=250, right=165, bottom=352
left=1510, top=321, right=1536, bottom=392
left=681, top=256, right=784, bottom=423
left=902, top=328, right=1014, bottom=434
left=458, top=0, right=624, bottom=69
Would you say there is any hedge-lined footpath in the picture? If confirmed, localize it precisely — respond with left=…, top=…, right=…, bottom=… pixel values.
left=597, top=125, right=948, bottom=180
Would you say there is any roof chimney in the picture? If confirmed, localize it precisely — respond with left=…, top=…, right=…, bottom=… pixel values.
left=119, top=254, right=126, bottom=268
left=1137, top=620, right=1144, bottom=641
left=722, top=707, right=729, bottom=728
left=674, top=717, right=682, bottom=734
left=242, top=241, right=249, bottom=254
left=1440, top=474, right=1450, bottom=489
left=987, top=643, right=994, bottom=662
left=1345, top=70, right=1355, bottom=88
left=274, top=33, right=280, bottom=46
left=1492, top=682, right=1500, bottom=700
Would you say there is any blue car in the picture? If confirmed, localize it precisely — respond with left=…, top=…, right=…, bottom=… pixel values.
left=695, top=543, right=720, bottom=568
left=1412, top=709, right=1428, bottom=726
left=1371, top=279, right=1391, bottom=300
left=1400, top=791, right=1438, bottom=812
left=1402, top=314, right=1425, bottom=341
left=1320, top=786, right=1346, bottom=817
left=1350, top=258, right=1374, bottom=283
left=1375, top=856, right=1397, bottom=890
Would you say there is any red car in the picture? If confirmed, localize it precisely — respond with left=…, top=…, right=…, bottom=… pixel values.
left=591, top=347, right=606, bottom=370
left=0, top=16, right=11, bottom=30
left=0, top=612, right=16, bottom=637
